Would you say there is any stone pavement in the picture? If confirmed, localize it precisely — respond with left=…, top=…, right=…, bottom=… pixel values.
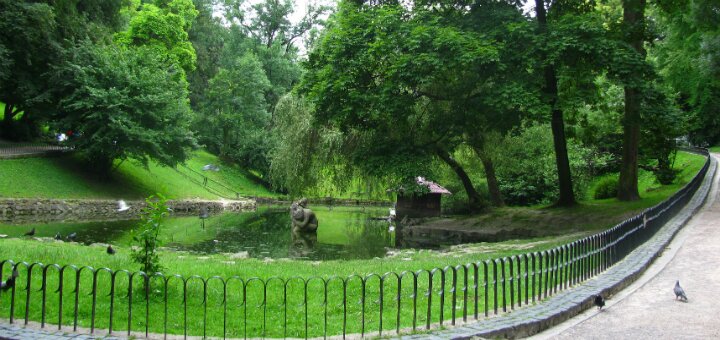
left=0, top=323, right=122, bottom=340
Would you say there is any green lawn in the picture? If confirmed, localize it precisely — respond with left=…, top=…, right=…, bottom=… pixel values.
left=0, top=232, right=574, bottom=338
left=0, top=151, right=273, bottom=199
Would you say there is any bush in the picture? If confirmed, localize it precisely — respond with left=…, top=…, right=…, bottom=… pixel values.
left=441, top=183, right=490, bottom=215
left=654, top=167, right=679, bottom=185
left=593, top=176, right=618, bottom=199
left=131, top=194, right=168, bottom=274
left=493, top=124, right=613, bottom=206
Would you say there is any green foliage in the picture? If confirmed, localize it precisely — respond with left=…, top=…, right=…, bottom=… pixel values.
left=494, top=124, right=612, bottom=206
left=268, top=93, right=320, bottom=194
left=300, top=1, right=509, bottom=206
left=0, top=0, right=123, bottom=140
left=131, top=194, right=168, bottom=274
left=640, top=84, right=685, bottom=184
left=653, top=0, right=720, bottom=146
left=593, top=175, right=619, bottom=200
left=52, top=41, right=196, bottom=175
left=116, top=0, right=198, bottom=74
left=187, top=0, right=226, bottom=107
left=568, top=76, right=624, bottom=172
left=201, top=52, right=272, bottom=172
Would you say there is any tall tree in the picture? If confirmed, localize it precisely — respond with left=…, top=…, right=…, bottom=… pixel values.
left=534, top=0, right=575, bottom=206
left=617, top=0, right=646, bottom=201
left=204, top=52, right=272, bottom=171
left=52, top=42, right=196, bottom=175
left=301, top=1, right=506, bottom=209
left=188, top=0, right=226, bottom=109
left=0, top=0, right=123, bottom=140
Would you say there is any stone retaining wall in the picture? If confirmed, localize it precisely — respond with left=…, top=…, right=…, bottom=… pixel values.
left=0, top=198, right=255, bottom=223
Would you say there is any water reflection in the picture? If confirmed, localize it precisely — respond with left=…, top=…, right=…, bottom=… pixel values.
left=289, top=228, right=317, bottom=259
left=0, top=205, right=395, bottom=261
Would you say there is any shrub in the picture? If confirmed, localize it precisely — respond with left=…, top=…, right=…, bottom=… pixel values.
left=593, top=176, right=618, bottom=199
left=654, top=167, right=679, bottom=185
left=493, top=124, right=613, bottom=206
left=131, top=194, right=168, bottom=275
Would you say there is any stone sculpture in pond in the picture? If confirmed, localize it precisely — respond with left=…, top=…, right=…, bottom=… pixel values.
left=290, top=198, right=318, bottom=232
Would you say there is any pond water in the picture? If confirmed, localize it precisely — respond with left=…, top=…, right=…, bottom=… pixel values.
left=0, top=206, right=396, bottom=260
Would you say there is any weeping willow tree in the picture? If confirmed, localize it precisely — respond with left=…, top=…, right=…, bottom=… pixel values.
left=269, top=93, right=391, bottom=199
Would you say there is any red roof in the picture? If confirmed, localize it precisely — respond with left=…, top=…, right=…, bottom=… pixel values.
left=416, top=177, right=452, bottom=195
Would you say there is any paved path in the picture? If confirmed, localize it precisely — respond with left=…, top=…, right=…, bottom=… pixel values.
left=531, top=155, right=720, bottom=340
left=0, top=142, right=69, bottom=158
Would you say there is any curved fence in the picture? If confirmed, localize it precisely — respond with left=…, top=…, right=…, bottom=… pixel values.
left=0, top=149, right=711, bottom=339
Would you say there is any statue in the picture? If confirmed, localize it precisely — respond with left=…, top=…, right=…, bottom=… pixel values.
left=290, top=198, right=318, bottom=232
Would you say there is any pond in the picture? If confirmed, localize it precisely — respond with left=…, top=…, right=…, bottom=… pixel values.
left=0, top=205, right=396, bottom=261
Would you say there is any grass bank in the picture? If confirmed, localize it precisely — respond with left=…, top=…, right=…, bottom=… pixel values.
left=0, top=151, right=273, bottom=199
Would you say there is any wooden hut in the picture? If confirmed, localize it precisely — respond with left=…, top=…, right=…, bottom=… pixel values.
left=396, top=177, right=451, bottom=218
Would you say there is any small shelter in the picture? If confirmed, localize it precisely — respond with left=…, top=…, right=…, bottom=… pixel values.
left=395, top=177, right=451, bottom=218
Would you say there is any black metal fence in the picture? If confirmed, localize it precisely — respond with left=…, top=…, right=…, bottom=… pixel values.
left=0, top=149, right=711, bottom=339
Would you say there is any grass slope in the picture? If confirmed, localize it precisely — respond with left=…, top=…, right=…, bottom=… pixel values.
left=0, top=151, right=273, bottom=199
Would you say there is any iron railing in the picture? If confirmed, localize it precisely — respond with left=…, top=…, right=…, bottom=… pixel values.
left=174, top=164, right=243, bottom=200
left=0, top=149, right=711, bottom=339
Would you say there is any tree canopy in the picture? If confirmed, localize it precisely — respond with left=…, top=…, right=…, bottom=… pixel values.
left=0, top=0, right=712, bottom=209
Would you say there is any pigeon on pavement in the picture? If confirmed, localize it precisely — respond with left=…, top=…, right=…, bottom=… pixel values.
left=594, top=294, right=605, bottom=309
left=674, top=280, right=688, bottom=301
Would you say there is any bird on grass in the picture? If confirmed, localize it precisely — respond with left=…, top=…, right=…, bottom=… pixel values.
left=107, top=245, right=116, bottom=255
left=674, top=280, right=688, bottom=302
left=594, top=294, right=605, bottom=310
left=66, top=232, right=77, bottom=241
left=0, top=268, right=19, bottom=292
left=54, top=232, right=62, bottom=240
left=24, top=228, right=35, bottom=237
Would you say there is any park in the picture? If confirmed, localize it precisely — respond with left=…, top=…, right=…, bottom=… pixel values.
left=1, top=0, right=719, bottom=339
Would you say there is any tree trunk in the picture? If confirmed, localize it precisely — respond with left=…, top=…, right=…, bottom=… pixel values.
left=618, top=0, right=646, bottom=201
left=3, top=103, right=17, bottom=123
left=535, top=0, right=576, bottom=207
left=436, top=149, right=484, bottom=210
left=473, top=145, right=504, bottom=207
